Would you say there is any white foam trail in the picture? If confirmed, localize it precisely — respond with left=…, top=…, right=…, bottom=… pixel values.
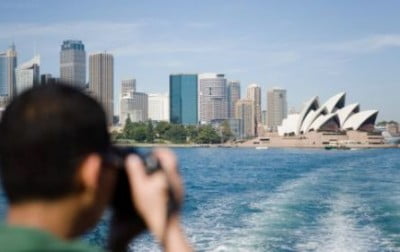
left=296, top=193, right=397, bottom=252
left=206, top=167, right=328, bottom=251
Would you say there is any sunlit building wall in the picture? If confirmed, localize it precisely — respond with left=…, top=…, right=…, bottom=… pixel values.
left=121, top=79, right=136, bottom=97
left=198, top=73, right=228, bottom=123
left=148, top=93, right=169, bottom=121
left=247, top=83, right=262, bottom=135
left=15, top=55, right=40, bottom=95
left=227, top=80, right=240, bottom=118
left=60, top=40, right=86, bottom=88
left=235, top=99, right=255, bottom=138
left=120, top=92, right=148, bottom=124
left=267, top=88, right=287, bottom=131
left=89, top=52, right=114, bottom=125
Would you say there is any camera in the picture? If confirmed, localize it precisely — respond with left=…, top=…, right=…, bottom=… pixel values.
left=104, top=146, right=179, bottom=225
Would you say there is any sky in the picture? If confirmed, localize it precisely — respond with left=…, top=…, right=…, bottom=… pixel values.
left=0, top=0, right=399, bottom=121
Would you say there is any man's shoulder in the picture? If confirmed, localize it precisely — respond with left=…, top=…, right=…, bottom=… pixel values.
left=0, top=224, right=103, bottom=252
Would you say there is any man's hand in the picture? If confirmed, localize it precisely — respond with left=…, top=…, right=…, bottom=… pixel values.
left=125, top=149, right=192, bottom=251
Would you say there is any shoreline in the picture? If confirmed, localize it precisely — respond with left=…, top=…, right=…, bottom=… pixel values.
left=115, top=142, right=399, bottom=149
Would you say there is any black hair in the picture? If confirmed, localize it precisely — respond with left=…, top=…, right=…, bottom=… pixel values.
left=0, top=84, right=110, bottom=203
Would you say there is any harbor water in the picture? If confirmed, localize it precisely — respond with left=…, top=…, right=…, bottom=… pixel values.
left=1, top=148, right=400, bottom=251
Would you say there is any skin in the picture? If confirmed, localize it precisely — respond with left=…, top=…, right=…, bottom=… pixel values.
left=6, top=149, right=192, bottom=252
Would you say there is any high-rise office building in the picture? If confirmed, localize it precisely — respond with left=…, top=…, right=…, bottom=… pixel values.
left=267, top=88, right=287, bottom=131
left=227, top=118, right=244, bottom=139
left=121, top=79, right=136, bottom=97
left=261, top=110, right=267, bottom=125
left=89, top=52, right=114, bottom=125
left=120, top=92, right=148, bottom=124
left=15, top=55, right=40, bottom=95
left=227, top=80, right=240, bottom=118
left=198, top=73, right=228, bottom=123
left=148, top=93, right=169, bottom=121
left=169, top=74, right=198, bottom=125
left=60, top=40, right=86, bottom=88
left=235, top=99, right=255, bottom=137
left=0, top=44, right=17, bottom=98
left=40, top=73, right=59, bottom=85
left=247, top=83, right=262, bottom=135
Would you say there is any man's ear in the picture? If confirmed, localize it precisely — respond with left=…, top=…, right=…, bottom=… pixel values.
left=78, top=154, right=102, bottom=195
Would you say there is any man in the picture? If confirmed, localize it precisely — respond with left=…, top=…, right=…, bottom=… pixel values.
left=0, top=84, right=192, bottom=251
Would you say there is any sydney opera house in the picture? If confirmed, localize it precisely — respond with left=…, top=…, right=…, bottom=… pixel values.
left=278, top=92, right=378, bottom=136
left=253, top=92, right=385, bottom=148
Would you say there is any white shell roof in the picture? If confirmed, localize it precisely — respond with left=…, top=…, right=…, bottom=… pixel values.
left=278, top=114, right=300, bottom=136
left=308, top=113, right=339, bottom=131
left=299, top=92, right=344, bottom=133
left=343, top=110, right=378, bottom=130
left=296, top=96, right=319, bottom=135
left=322, top=92, right=346, bottom=113
left=336, top=103, right=360, bottom=128
left=278, top=92, right=378, bottom=135
left=301, top=110, right=317, bottom=133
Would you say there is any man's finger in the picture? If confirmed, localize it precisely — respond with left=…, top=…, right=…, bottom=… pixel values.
left=153, top=149, right=183, bottom=202
left=125, top=154, right=147, bottom=184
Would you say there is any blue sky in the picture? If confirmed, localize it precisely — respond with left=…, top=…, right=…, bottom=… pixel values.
left=1, top=0, right=399, bottom=121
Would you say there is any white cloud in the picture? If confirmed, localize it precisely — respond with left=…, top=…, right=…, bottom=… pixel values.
left=111, top=42, right=222, bottom=56
left=0, top=21, right=144, bottom=40
left=320, top=34, right=400, bottom=53
left=0, top=20, right=228, bottom=56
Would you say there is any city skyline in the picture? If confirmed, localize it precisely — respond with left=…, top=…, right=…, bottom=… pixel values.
left=0, top=1, right=400, bottom=121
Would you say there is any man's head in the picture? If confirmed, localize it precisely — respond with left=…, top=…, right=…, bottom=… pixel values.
left=0, top=84, right=115, bottom=235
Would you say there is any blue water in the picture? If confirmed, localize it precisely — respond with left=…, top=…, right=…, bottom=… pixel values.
left=1, top=148, right=400, bottom=251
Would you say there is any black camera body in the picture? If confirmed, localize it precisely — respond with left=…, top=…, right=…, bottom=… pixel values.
left=108, top=147, right=161, bottom=215
left=106, top=147, right=179, bottom=229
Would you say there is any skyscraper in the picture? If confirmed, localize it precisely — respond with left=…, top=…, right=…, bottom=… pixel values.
left=267, top=88, right=287, bottom=131
left=169, top=74, right=198, bottom=125
left=120, top=92, right=148, bottom=124
left=0, top=44, right=17, bottom=99
left=148, top=93, right=169, bottom=121
left=247, top=83, right=262, bottom=135
left=41, top=74, right=58, bottom=85
left=121, top=79, right=136, bottom=97
left=198, top=73, right=228, bottom=123
left=89, top=52, right=114, bottom=125
left=261, top=110, right=267, bottom=125
left=227, top=80, right=240, bottom=118
left=15, top=55, right=40, bottom=95
left=235, top=99, right=255, bottom=137
left=60, top=40, right=86, bottom=88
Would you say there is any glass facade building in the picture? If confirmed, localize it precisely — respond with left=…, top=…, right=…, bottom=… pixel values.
left=169, top=74, right=198, bottom=125
left=0, top=57, right=7, bottom=96
left=15, top=55, right=40, bottom=95
left=60, top=40, right=86, bottom=88
left=0, top=44, right=17, bottom=98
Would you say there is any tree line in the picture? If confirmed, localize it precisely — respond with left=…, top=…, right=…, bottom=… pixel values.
left=111, top=117, right=233, bottom=144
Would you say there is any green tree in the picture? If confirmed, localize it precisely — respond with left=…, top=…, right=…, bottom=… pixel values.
left=221, top=120, right=233, bottom=142
left=132, top=122, right=147, bottom=142
left=165, top=124, right=187, bottom=143
left=146, top=120, right=155, bottom=143
left=110, top=130, right=123, bottom=141
left=123, top=115, right=134, bottom=139
left=155, top=121, right=171, bottom=138
left=195, top=125, right=221, bottom=144
left=376, top=121, right=388, bottom=126
left=185, top=125, right=198, bottom=142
